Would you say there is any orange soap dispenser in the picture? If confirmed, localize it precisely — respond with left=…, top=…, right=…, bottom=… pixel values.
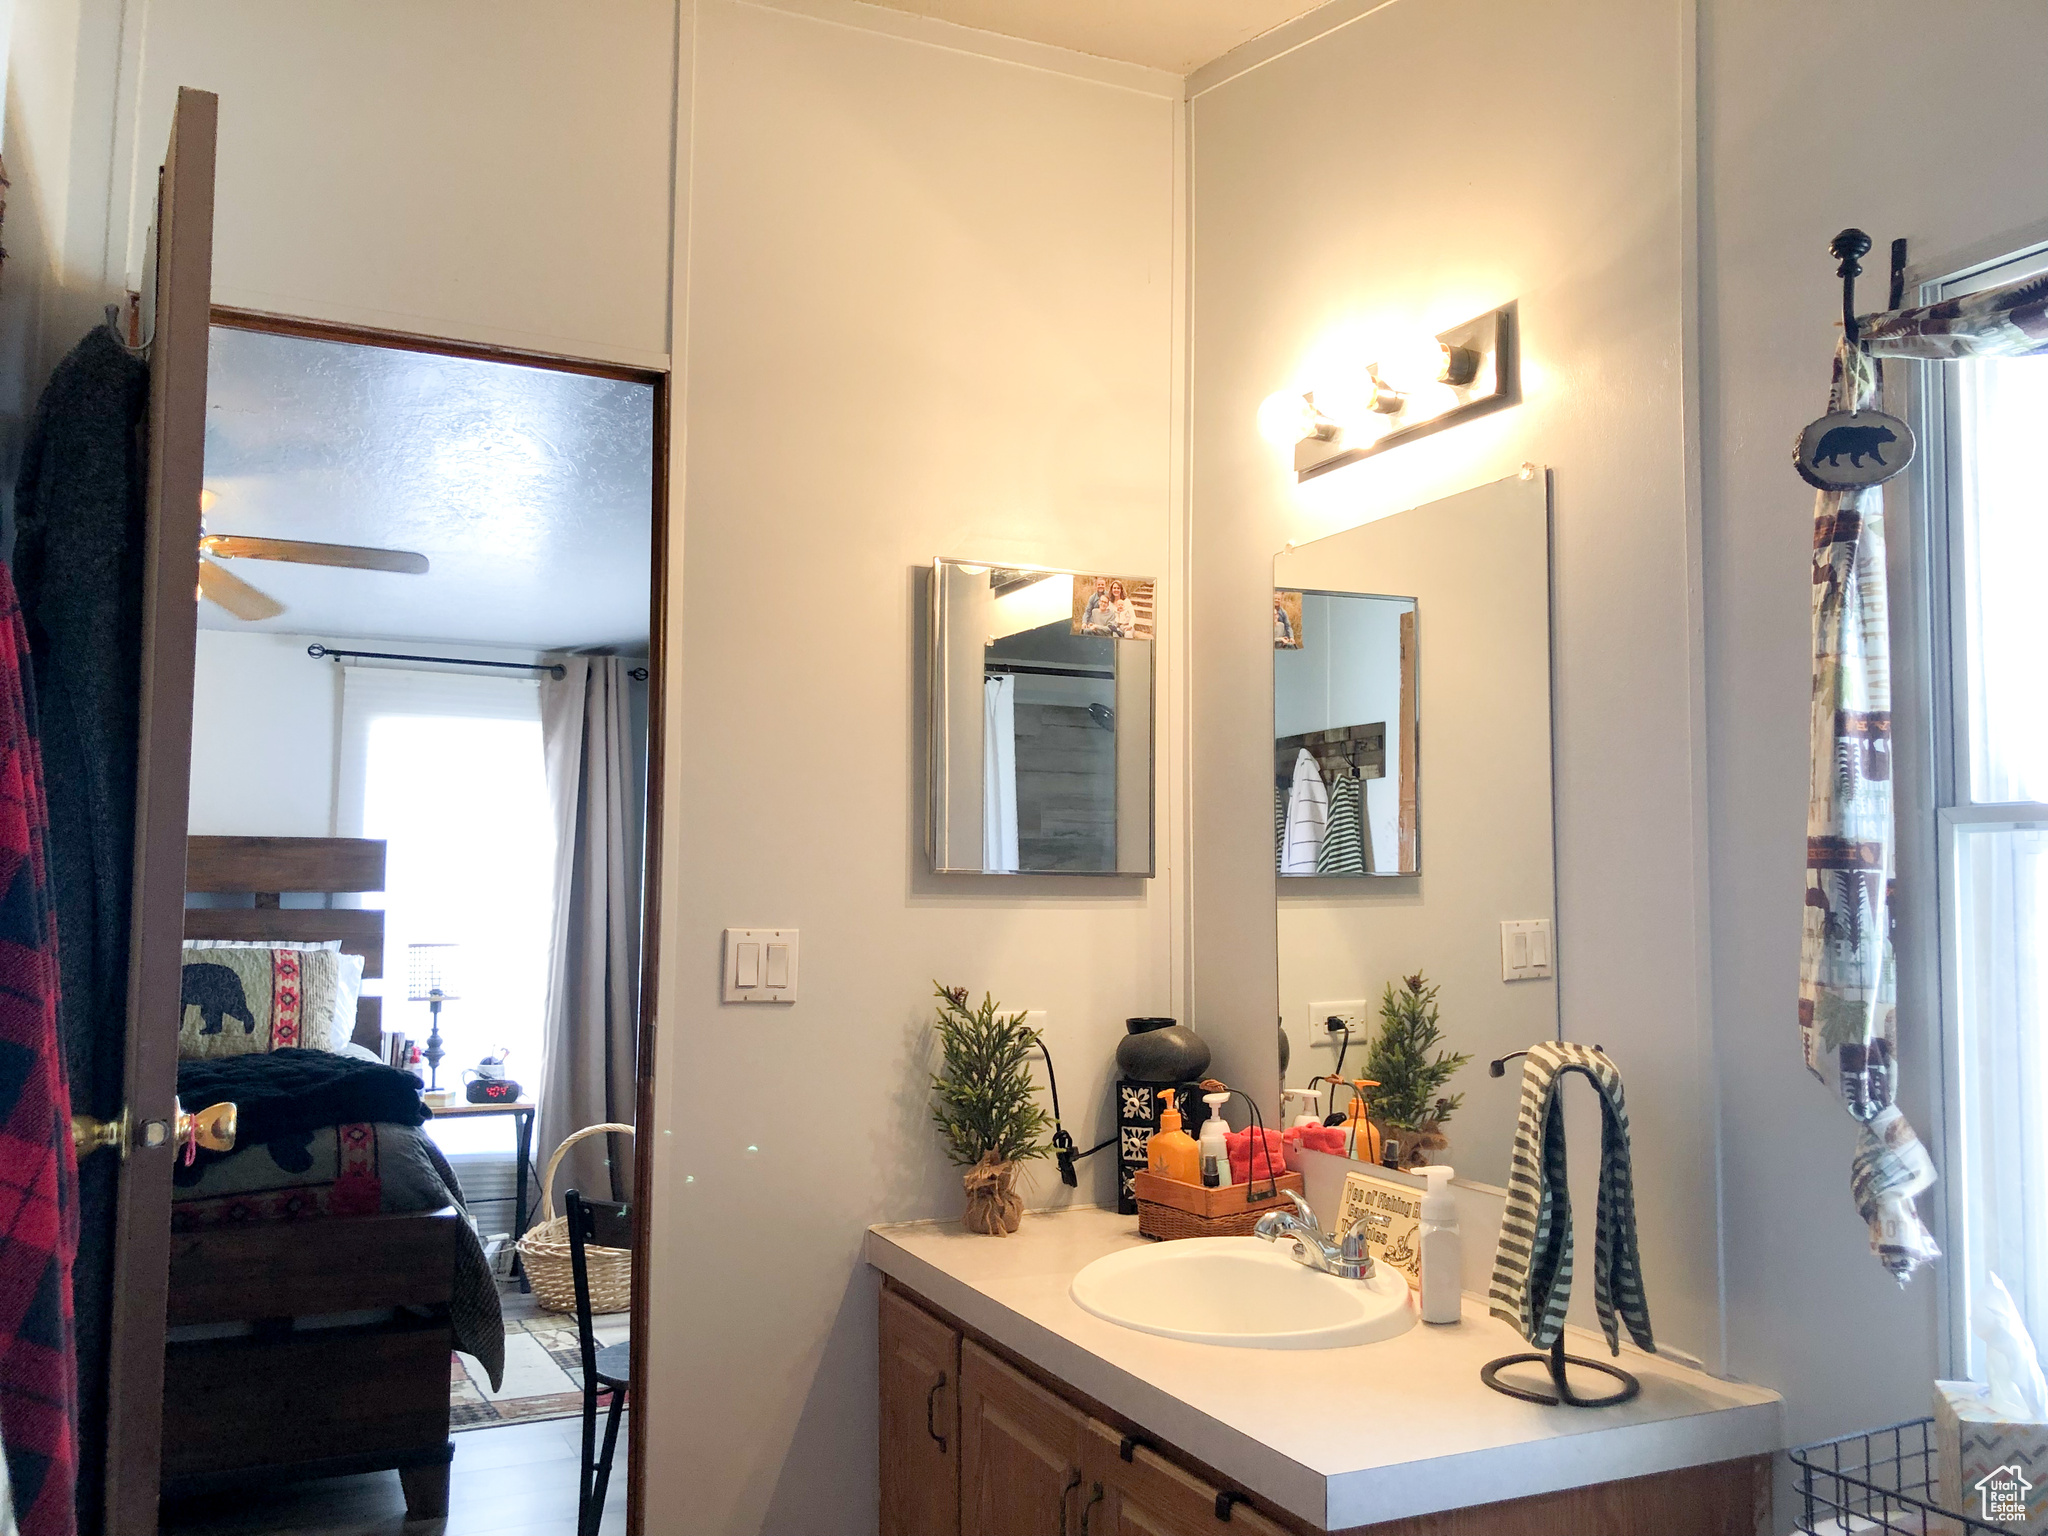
left=1146, top=1090, right=1201, bottom=1184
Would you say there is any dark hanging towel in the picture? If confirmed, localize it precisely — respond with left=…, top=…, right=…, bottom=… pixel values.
left=1316, top=773, right=1367, bottom=875
left=10, top=324, right=150, bottom=1536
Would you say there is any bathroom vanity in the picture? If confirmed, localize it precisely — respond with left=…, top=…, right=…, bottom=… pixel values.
left=868, top=1210, right=1780, bottom=1535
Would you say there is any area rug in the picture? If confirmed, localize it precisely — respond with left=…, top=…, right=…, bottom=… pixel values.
left=450, top=1309, right=629, bottom=1430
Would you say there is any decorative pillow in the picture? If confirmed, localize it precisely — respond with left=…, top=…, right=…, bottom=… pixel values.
left=178, top=946, right=345, bottom=1058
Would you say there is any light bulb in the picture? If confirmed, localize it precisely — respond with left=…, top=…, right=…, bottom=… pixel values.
left=1258, top=391, right=1316, bottom=447
left=1378, top=336, right=1454, bottom=394
left=198, top=488, right=218, bottom=514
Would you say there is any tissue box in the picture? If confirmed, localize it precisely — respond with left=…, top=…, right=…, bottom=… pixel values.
left=1936, top=1379, right=2048, bottom=1531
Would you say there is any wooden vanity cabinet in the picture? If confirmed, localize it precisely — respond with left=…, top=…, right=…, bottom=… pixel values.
left=880, top=1280, right=1769, bottom=1536
left=957, top=1340, right=1086, bottom=1536
left=1083, top=1421, right=1291, bottom=1536
left=881, top=1284, right=962, bottom=1536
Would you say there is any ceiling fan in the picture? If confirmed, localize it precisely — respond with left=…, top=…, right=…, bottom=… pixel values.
left=197, top=534, right=431, bottom=621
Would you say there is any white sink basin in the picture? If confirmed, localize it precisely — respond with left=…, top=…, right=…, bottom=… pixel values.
left=1070, top=1237, right=1416, bottom=1350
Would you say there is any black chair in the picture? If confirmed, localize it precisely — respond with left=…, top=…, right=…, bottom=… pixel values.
left=565, top=1189, right=633, bottom=1536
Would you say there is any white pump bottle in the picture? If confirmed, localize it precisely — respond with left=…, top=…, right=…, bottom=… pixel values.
left=1417, top=1165, right=1461, bottom=1325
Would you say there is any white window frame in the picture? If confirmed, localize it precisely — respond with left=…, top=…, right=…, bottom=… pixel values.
left=1920, top=237, right=2048, bottom=1377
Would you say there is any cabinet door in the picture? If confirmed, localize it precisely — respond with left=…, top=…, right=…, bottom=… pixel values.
left=1083, top=1421, right=1290, bottom=1536
left=880, top=1286, right=962, bottom=1536
left=959, top=1339, right=1088, bottom=1536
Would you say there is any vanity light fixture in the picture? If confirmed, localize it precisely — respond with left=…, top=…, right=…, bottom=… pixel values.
left=1260, top=304, right=1518, bottom=482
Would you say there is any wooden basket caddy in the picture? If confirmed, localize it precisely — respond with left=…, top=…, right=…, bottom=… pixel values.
left=1133, top=1168, right=1303, bottom=1241
left=516, top=1122, right=635, bottom=1315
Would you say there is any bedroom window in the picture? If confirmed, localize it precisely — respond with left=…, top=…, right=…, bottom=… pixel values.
left=1933, top=242, right=2048, bottom=1374
left=338, top=665, right=555, bottom=1152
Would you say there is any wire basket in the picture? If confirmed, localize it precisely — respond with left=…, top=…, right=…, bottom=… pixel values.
left=1791, top=1417, right=2002, bottom=1534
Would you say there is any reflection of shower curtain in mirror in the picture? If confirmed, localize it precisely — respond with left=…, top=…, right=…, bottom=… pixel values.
left=983, top=674, right=1019, bottom=871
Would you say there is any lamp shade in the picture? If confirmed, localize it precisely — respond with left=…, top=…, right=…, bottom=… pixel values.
left=407, top=942, right=460, bottom=1003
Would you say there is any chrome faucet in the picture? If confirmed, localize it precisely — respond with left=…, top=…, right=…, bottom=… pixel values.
left=1252, top=1190, right=1376, bottom=1281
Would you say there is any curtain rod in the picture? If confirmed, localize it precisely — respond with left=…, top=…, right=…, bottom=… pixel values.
left=984, top=662, right=1114, bottom=680
left=306, top=645, right=651, bottom=681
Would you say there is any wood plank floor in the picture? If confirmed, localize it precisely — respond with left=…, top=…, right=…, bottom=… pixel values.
left=157, top=1416, right=627, bottom=1535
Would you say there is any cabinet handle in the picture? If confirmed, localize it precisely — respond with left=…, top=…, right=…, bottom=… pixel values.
left=1079, top=1482, right=1104, bottom=1536
left=925, top=1372, right=948, bottom=1452
left=1059, top=1470, right=1082, bottom=1536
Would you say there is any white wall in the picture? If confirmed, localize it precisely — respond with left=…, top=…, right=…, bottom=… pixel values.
left=1699, top=0, right=2048, bottom=1480
left=1187, top=0, right=1721, bottom=1364
left=0, top=0, right=133, bottom=534
left=187, top=630, right=339, bottom=835
left=638, top=4, right=1181, bottom=1529
left=128, top=0, right=676, bottom=366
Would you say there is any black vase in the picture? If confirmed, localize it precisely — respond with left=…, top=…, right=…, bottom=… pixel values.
left=1114, top=1017, right=1211, bottom=1083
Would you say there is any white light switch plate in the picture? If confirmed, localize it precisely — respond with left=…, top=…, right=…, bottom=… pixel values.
left=1499, top=919, right=1553, bottom=981
left=723, top=927, right=798, bottom=1003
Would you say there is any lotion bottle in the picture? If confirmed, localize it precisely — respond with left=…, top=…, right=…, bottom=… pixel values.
left=1146, top=1091, right=1201, bottom=1185
left=1418, top=1165, right=1460, bottom=1325
left=1198, top=1092, right=1234, bottom=1189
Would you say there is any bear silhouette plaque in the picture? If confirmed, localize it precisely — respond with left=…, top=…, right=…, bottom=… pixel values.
left=1796, top=407, right=1915, bottom=491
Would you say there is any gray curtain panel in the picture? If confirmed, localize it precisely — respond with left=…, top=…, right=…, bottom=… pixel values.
left=537, top=656, right=642, bottom=1206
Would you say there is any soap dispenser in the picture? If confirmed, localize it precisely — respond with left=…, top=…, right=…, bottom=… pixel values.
left=1282, top=1089, right=1321, bottom=1130
left=1417, top=1165, right=1460, bottom=1325
left=1145, top=1090, right=1200, bottom=1185
left=1198, top=1092, right=1234, bottom=1188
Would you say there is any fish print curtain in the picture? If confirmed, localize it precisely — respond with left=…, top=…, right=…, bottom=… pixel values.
left=1803, top=265, right=2048, bottom=1284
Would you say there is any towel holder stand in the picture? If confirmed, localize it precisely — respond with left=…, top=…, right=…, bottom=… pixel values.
left=1479, top=1056, right=1642, bottom=1409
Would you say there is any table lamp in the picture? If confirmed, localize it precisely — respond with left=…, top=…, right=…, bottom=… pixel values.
left=406, top=943, right=459, bottom=1091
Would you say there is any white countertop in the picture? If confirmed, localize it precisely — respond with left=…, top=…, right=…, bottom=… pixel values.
left=866, top=1206, right=1782, bottom=1531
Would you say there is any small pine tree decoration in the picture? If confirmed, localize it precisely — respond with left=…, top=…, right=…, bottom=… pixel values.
left=1361, top=973, right=1471, bottom=1160
left=929, top=984, right=1052, bottom=1233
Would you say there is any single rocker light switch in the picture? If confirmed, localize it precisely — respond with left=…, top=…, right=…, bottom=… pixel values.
left=724, top=928, right=799, bottom=1003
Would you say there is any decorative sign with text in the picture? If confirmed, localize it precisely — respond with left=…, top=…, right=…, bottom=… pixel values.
left=1338, top=1167, right=1423, bottom=1290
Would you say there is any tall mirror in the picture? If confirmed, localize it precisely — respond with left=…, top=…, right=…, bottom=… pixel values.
left=1273, top=472, right=1555, bottom=1187
left=930, top=560, right=1156, bottom=875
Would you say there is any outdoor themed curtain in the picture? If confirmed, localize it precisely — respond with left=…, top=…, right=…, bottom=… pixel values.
left=1803, top=268, right=2048, bottom=1285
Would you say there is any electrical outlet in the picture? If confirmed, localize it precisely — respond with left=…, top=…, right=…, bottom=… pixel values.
left=1307, top=1000, right=1371, bottom=1048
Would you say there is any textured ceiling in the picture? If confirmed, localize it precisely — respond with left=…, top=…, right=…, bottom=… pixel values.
left=858, top=0, right=1333, bottom=74
left=200, top=326, right=655, bottom=649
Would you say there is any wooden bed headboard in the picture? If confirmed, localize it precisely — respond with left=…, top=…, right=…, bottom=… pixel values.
left=184, top=835, right=387, bottom=1050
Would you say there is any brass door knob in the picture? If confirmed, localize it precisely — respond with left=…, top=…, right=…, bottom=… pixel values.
left=71, top=1109, right=132, bottom=1159
left=70, top=1099, right=235, bottom=1159
left=178, top=1099, right=237, bottom=1153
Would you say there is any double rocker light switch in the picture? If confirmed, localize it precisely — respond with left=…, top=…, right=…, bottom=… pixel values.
left=724, top=927, right=798, bottom=1003
left=1499, top=919, right=1553, bottom=982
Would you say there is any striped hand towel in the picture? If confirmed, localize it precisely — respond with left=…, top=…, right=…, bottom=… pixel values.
left=1316, top=774, right=1367, bottom=875
left=1280, top=749, right=1329, bottom=875
left=1486, top=1042, right=1653, bottom=1356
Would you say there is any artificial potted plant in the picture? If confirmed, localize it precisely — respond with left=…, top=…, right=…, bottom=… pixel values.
left=1362, top=972, right=1472, bottom=1170
left=929, top=983, right=1052, bottom=1235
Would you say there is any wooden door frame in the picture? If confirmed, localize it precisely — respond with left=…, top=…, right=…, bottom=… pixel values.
left=104, top=87, right=216, bottom=1536
left=204, top=303, right=671, bottom=1536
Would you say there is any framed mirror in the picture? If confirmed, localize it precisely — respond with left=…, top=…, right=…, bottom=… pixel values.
left=1273, top=472, right=1556, bottom=1186
left=929, top=559, right=1155, bottom=875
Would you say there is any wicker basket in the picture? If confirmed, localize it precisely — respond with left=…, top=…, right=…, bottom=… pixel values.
left=516, top=1123, right=635, bottom=1315
left=1133, top=1169, right=1303, bottom=1241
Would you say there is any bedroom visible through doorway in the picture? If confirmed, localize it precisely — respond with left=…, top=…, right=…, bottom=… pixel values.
left=162, top=312, right=663, bottom=1534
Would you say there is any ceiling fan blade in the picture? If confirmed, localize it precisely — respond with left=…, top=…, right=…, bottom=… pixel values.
left=200, top=535, right=430, bottom=575
left=197, top=558, right=287, bottom=622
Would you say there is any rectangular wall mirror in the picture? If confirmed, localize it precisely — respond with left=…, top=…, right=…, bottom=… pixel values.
left=1273, top=472, right=1556, bottom=1187
left=929, top=559, right=1155, bottom=875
